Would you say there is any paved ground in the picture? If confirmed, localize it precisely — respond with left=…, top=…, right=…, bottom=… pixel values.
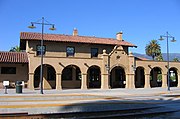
left=1, top=87, right=180, bottom=118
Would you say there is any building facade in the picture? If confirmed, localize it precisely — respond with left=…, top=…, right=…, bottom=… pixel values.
left=0, top=29, right=180, bottom=90
left=0, top=52, right=28, bottom=88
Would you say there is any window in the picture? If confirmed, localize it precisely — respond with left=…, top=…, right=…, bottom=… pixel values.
left=36, top=45, right=46, bottom=56
left=91, top=48, right=98, bottom=58
left=1, top=67, right=16, bottom=74
left=67, top=46, right=75, bottom=57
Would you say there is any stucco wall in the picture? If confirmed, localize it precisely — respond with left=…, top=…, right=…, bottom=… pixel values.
left=27, top=41, right=115, bottom=58
left=136, top=60, right=180, bottom=74
left=0, top=63, right=28, bottom=88
left=25, top=39, right=132, bottom=89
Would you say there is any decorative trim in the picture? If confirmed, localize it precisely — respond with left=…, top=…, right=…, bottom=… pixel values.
left=56, top=73, right=62, bottom=75
left=81, top=73, right=88, bottom=75
left=34, top=55, right=102, bottom=60
left=101, top=73, right=108, bottom=75
left=29, top=73, right=34, bottom=75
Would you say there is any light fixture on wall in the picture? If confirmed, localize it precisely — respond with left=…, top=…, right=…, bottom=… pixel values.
left=84, top=63, right=89, bottom=67
left=105, top=64, right=110, bottom=72
left=131, top=65, right=136, bottom=71
left=148, top=65, right=151, bottom=68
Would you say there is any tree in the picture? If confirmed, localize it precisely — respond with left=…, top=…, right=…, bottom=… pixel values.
left=9, top=46, right=20, bottom=52
left=145, top=40, right=161, bottom=60
left=155, top=53, right=163, bottom=61
left=173, top=57, right=179, bottom=62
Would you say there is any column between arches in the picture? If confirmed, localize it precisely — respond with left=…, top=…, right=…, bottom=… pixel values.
left=178, top=74, right=180, bottom=88
left=144, top=74, right=150, bottom=88
left=162, top=74, right=167, bottom=88
left=101, top=73, right=109, bottom=89
left=56, top=73, right=62, bottom=90
left=28, top=73, right=34, bottom=90
left=126, top=74, right=135, bottom=89
left=81, top=73, right=87, bottom=89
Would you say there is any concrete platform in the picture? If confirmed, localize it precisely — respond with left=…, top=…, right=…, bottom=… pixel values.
left=0, top=87, right=180, bottom=118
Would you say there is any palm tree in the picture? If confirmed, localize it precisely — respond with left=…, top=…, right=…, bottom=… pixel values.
left=145, top=40, right=161, bottom=60
left=173, top=57, right=179, bottom=62
left=9, top=46, right=20, bottom=52
left=155, top=53, right=163, bottom=61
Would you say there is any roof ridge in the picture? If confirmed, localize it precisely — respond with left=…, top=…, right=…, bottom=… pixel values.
left=20, top=32, right=136, bottom=47
left=21, top=32, right=116, bottom=40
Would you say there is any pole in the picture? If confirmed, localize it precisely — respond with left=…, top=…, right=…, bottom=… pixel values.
left=28, top=17, right=56, bottom=94
left=40, top=17, right=44, bottom=94
left=4, top=86, right=8, bottom=94
left=159, top=32, right=176, bottom=91
left=167, top=31, right=170, bottom=91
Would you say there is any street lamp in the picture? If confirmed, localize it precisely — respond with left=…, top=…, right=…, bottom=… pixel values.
left=159, top=32, right=176, bottom=91
left=28, top=17, right=56, bottom=94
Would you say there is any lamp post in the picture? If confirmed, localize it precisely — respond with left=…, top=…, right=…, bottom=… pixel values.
left=28, top=17, right=56, bottom=94
left=159, top=32, right=176, bottom=91
left=105, top=63, right=110, bottom=88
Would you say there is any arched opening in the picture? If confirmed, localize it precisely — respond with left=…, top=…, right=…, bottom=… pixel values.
left=87, top=65, right=101, bottom=88
left=34, top=67, right=40, bottom=89
left=110, top=66, right=126, bottom=88
left=150, top=67, right=162, bottom=88
left=168, top=67, right=178, bottom=87
left=135, top=67, right=145, bottom=88
left=62, top=65, right=81, bottom=89
left=34, top=64, right=56, bottom=89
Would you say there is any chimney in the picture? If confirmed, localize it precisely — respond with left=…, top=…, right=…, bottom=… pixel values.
left=116, top=31, right=123, bottom=41
left=73, top=28, right=78, bottom=36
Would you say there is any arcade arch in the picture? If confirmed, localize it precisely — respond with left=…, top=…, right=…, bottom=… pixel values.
left=135, top=67, right=145, bottom=88
left=87, top=65, right=101, bottom=88
left=150, top=67, right=162, bottom=87
left=34, top=64, right=56, bottom=89
left=61, top=65, right=81, bottom=89
left=169, top=67, right=178, bottom=87
left=110, top=66, right=126, bottom=88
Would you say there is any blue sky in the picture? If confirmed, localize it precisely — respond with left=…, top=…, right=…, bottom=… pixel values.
left=0, top=0, right=180, bottom=54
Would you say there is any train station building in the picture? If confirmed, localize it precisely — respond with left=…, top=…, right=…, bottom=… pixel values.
left=0, top=29, right=180, bottom=90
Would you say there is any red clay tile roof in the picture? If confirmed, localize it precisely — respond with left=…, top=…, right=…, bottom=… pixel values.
left=0, top=52, right=28, bottom=63
left=20, top=32, right=136, bottom=47
left=136, top=56, right=149, bottom=61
